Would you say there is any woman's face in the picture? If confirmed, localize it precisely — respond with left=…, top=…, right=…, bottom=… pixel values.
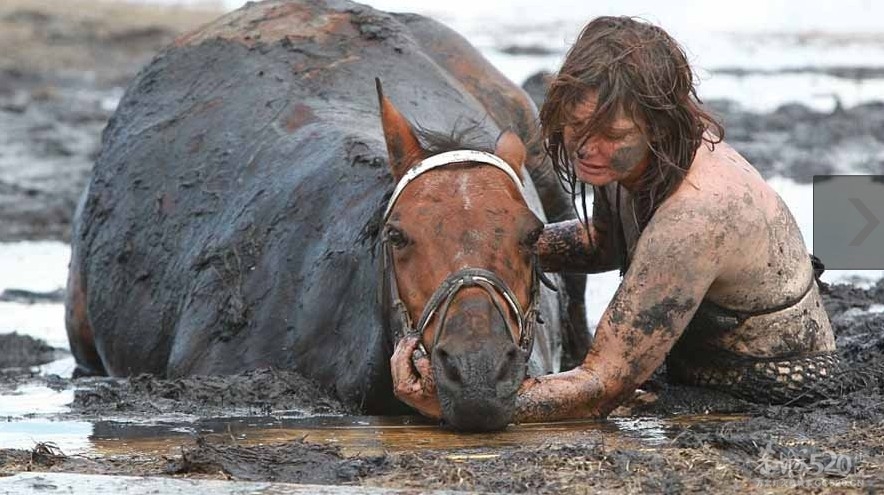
left=562, top=91, right=652, bottom=188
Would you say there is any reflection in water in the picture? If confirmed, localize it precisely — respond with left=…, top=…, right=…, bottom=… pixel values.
left=609, top=417, right=668, bottom=445
left=0, top=414, right=742, bottom=458
left=84, top=415, right=616, bottom=457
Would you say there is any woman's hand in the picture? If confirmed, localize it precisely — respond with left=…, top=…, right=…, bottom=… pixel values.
left=390, top=335, right=442, bottom=419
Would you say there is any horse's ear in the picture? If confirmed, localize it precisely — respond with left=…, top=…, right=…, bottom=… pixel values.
left=494, top=129, right=526, bottom=179
left=376, top=78, right=424, bottom=181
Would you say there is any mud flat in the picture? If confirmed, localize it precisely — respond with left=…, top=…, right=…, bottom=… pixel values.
left=1, top=1, right=884, bottom=492
left=1, top=472, right=470, bottom=495
left=1, top=281, right=882, bottom=493
left=0, top=0, right=219, bottom=241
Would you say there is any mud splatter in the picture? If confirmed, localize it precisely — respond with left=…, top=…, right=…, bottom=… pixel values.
left=631, top=296, right=696, bottom=335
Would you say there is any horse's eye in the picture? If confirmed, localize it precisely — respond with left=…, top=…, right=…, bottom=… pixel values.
left=385, top=226, right=410, bottom=248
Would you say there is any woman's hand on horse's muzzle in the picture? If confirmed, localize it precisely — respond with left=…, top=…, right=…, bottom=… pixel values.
left=391, top=335, right=442, bottom=420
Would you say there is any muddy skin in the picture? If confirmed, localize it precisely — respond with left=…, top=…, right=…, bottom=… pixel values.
left=631, top=296, right=697, bottom=336
left=524, top=71, right=884, bottom=185
left=516, top=368, right=606, bottom=422
left=609, top=153, right=832, bottom=369
left=608, top=137, right=650, bottom=174
left=536, top=219, right=618, bottom=274
left=536, top=179, right=619, bottom=275
left=517, top=125, right=853, bottom=422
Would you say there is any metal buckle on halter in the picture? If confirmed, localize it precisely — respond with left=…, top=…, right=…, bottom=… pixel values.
left=381, top=149, right=542, bottom=361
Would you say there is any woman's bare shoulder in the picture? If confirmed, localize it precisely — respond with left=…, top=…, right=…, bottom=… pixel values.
left=655, top=142, right=775, bottom=247
left=673, top=141, right=767, bottom=201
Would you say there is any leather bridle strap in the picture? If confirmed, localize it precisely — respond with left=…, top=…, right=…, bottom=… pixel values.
left=382, top=149, right=547, bottom=361
left=422, top=267, right=527, bottom=352
left=384, top=241, right=541, bottom=359
left=383, top=150, right=525, bottom=222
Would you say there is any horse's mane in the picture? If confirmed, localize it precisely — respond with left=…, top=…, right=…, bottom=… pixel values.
left=359, top=121, right=493, bottom=251
left=416, top=121, right=492, bottom=156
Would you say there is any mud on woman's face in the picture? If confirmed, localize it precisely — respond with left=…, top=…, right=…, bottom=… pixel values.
left=563, top=93, right=651, bottom=187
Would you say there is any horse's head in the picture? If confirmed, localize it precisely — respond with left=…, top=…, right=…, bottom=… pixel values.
left=376, top=80, right=545, bottom=431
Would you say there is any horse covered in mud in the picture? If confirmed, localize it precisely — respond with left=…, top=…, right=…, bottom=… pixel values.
left=65, top=0, right=588, bottom=430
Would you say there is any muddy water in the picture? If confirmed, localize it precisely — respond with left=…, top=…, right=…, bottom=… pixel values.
left=0, top=353, right=743, bottom=458
left=1, top=409, right=742, bottom=458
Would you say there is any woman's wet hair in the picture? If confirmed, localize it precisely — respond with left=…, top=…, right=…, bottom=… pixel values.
left=540, top=16, right=724, bottom=229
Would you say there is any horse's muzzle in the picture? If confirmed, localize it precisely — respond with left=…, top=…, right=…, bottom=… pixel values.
left=432, top=337, right=526, bottom=432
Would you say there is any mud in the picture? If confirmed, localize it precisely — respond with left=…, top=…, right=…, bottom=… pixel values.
left=167, top=437, right=388, bottom=484
left=1, top=0, right=883, bottom=492
left=71, top=368, right=350, bottom=417
left=2, top=280, right=883, bottom=492
left=0, top=332, right=65, bottom=369
left=0, top=0, right=218, bottom=241
left=0, top=443, right=167, bottom=478
left=0, top=288, right=65, bottom=304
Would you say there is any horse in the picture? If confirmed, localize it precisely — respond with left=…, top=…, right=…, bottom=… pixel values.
left=64, top=0, right=588, bottom=430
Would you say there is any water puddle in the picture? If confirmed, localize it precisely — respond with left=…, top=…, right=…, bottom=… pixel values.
left=37, top=356, right=76, bottom=377
left=0, top=419, right=93, bottom=452
left=0, top=385, right=73, bottom=417
left=0, top=412, right=744, bottom=458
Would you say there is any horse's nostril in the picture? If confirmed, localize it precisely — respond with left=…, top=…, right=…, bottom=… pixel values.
left=437, top=347, right=462, bottom=385
left=446, top=364, right=462, bottom=384
left=496, top=346, right=521, bottom=382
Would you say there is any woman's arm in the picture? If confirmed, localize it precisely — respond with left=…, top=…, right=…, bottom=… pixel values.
left=536, top=218, right=618, bottom=273
left=537, top=186, right=619, bottom=273
left=516, top=201, right=725, bottom=422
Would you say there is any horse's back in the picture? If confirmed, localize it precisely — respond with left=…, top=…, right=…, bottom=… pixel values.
left=69, top=0, right=578, bottom=409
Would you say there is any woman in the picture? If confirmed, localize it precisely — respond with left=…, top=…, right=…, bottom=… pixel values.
left=392, top=16, right=839, bottom=422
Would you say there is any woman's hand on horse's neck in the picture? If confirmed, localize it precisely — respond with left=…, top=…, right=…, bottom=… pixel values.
left=517, top=200, right=723, bottom=423
left=537, top=218, right=618, bottom=274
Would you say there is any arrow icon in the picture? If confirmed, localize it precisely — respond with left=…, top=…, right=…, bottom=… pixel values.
left=849, top=197, right=880, bottom=246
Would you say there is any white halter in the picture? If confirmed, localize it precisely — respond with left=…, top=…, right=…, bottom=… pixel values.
left=382, top=150, right=524, bottom=221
